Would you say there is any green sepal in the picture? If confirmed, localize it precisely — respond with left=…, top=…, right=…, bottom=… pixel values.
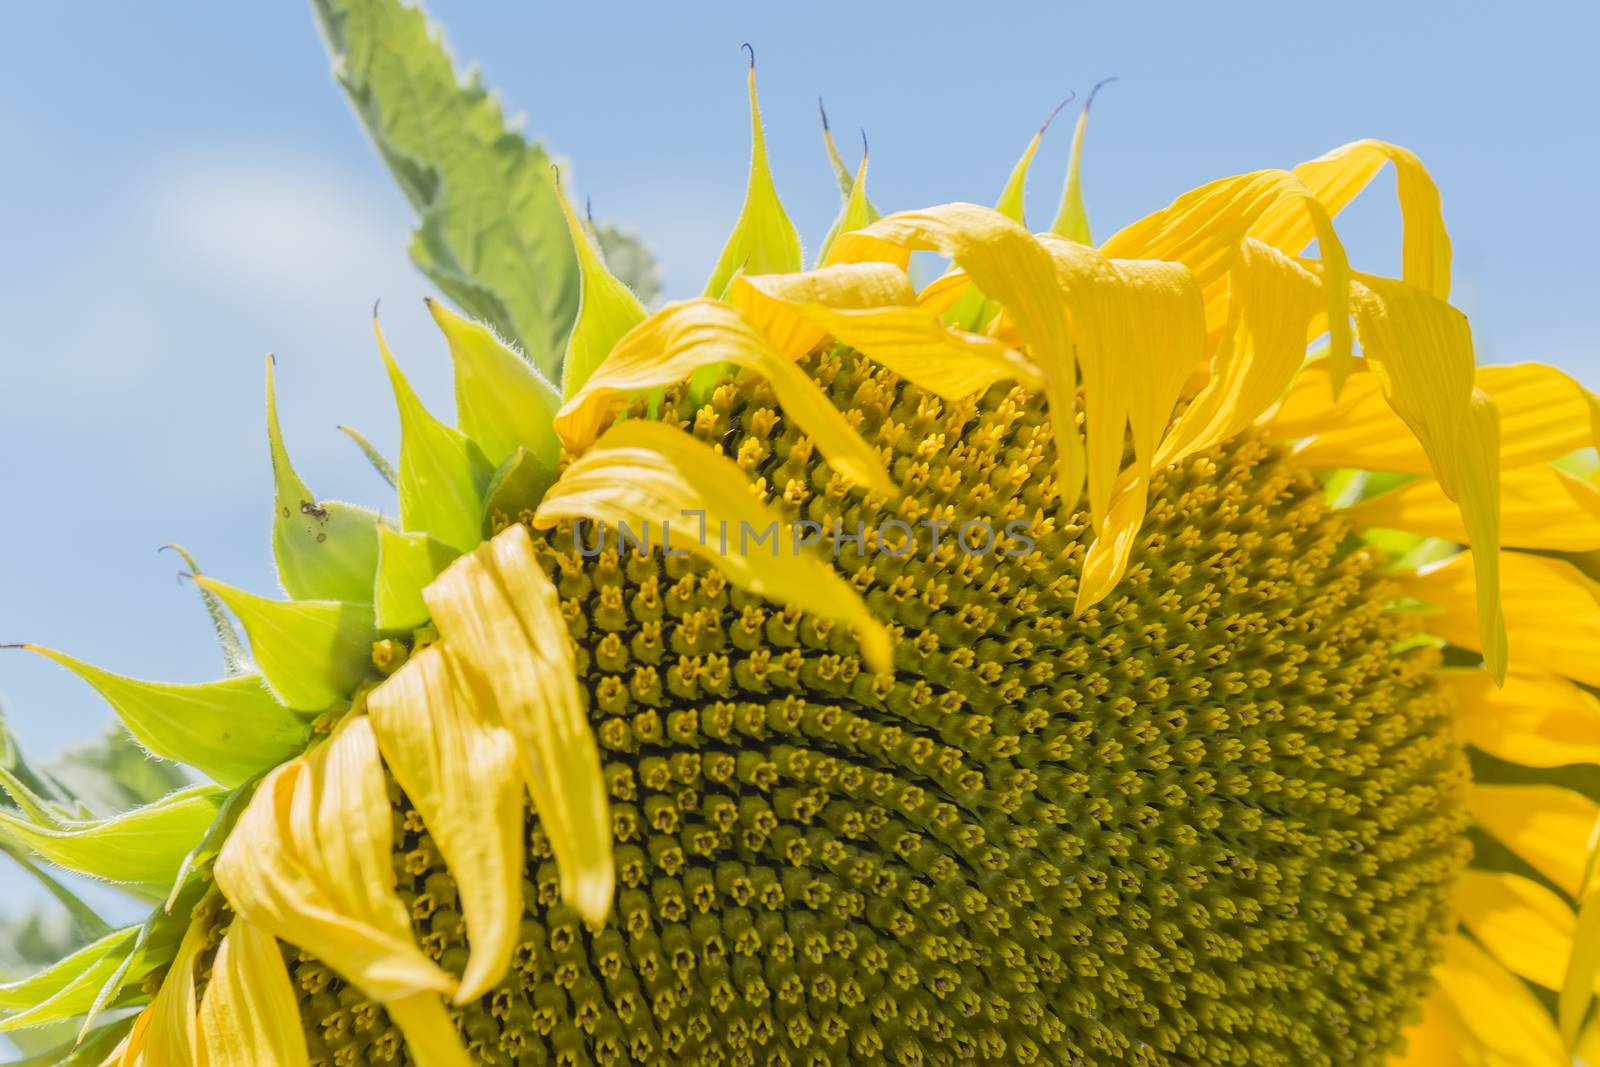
left=0, top=926, right=138, bottom=1028
left=702, top=56, right=803, bottom=301
left=0, top=784, right=223, bottom=901
left=481, top=447, right=554, bottom=536
left=19, top=647, right=310, bottom=788
left=815, top=128, right=880, bottom=268
left=1050, top=78, right=1116, bottom=245
left=337, top=424, right=399, bottom=489
left=557, top=195, right=647, bottom=400
left=376, top=527, right=460, bottom=632
left=0, top=1015, right=132, bottom=1066
left=160, top=546, right=252, bottom=676
left=266, top=358, right=384, bottom=603
left=192, top=577, right=377, bottom=712
left=426, top=297, right=563, bottom=469
left=375, top=317, right=493, bottom=554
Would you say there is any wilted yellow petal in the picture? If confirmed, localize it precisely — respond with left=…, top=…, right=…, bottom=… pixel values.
left=214, top=714, right=456, bottom=1004
left=368, top=645, right=524, bottom=1001
left=198, top=918, right=310, bottom=1067
left=1347, top=275, right=1504, bottom=678
left=830, top=204, right=1082, bottom=507
left=1156, top=239, right=1321, bottom=467
left=140, top=913, right=206, bottom=1067
left=1402, top=552, right=1600, bottom=688
left=1470, top=783, right=1600, bottom=897
left=535, top=419, right=893, bottom=675
left=385, top=994, right=472, bottom=1067
left=1426, top=935, right=1569, bottom=1066
left=1446, top=666, right=1600, bottom=768
left=1038, top=235, right=1204, bottom=529
left=1254, top=139, right=1450, bottom=300
left=703, top=56, right=802, bottom=300
left=421, top=524, right=612, bottom=926
left=554, top=191, right=648, bottom=400
left=1101, top=168, right=1354, bottom=389
left=1075, top=468, right=1148, bottom=614
left=1454, top=869, right=1574, bottom=990
left=555, top=298, right=892, bottom=496
left=1274, top=360, right=1600, bottom=473
left=731, top=267, right=1043, bottom=400
left=1355, top=462, right=1600, bottom=552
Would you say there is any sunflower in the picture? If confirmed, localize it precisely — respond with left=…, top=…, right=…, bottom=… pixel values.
left=4, top=40, right=1600, bottom=1067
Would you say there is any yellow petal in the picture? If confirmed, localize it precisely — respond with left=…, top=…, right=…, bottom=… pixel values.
left=1425, top=934, right=1568, bottom=1066
left=1446, top=666, right=1600, bottom=768
left=1037, top=234, right=1204, bottom=530
left=135, top=915, right=207, bottom=1067
left=386, top=994, right=472, bottom=1067
left=1565, top=861, right=1600, bottom=1048
left=1454, top=869, right=1575, bottom=990
left=534, top=418, right=893, bottom=675
left=1470, top=783, right=1600, bottom=897
left=198, top=918, right=310, bottom=1067
left=368, top=644, right=524, bottom=1001
left=830, top=204, right=1081, bottom=507
left=730, top=267, right=1043, bottom=400
left=1356, top=461, right=1600, bottom=552
left=1390, top=983, right=1471, bottom=1066
left=1346, top=275, right=1504, bottom=678
left=554, top=190, right=648, bottom=400
left=420, top=524, right=613, bottom=926
left=1100, top=168, right=1353, bottom=390
left=1075, top=469, right=1149, bottom=614
left=1274, top=360, right=1600, bottom=473
left=214, top=713, right=456, bottom=1003
left=1401, top=551, right=1600, bottom=688
left=555, top=298, right=892, bottom=496
left=1254, top=139, right=1450, bottom=300
left=1156, top=239, right=1321, bottom=467
left=703, top=55, right=802, bottom=300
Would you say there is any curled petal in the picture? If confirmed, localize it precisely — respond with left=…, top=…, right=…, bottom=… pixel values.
left=198, top=918, right=310, bottom=1067
left=536, top=419, right=893, bottom=675
left=555, top=298, right=892, bottom=496
left=421, top=525, right=613, bottom=926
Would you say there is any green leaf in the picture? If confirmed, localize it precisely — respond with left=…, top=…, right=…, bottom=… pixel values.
left=375, top=526, right=459, bottom=632
left=0, top=785, right=223, bottom=901
left=159, top=546, right=252, bottom=676
left=1050, top=78, right=1116, bottom=245
left=266, top=357, right=384, bottom=603
left=0, top=926, right=138, bottom=1026
left=594, top=223, right=661, bottom=305
left=0, top=1016, right=132, bottom=1066
left=192, top=577, right=377, bottom=712
left=376, top=317, right=493, bottom=553
left=337, top=424, right=399, bottom=489
left=702, top=56, right=803, bottom=300
left=426, top=297, right=563, bottom=469
left=19, top=647, right=310, bottom=788
left=557, top=192, right=647, bottom=400
left=313, top=0, right=579, bottom=376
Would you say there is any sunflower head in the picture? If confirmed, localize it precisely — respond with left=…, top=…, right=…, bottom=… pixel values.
left=5, top=10, right=1600, bottom=1067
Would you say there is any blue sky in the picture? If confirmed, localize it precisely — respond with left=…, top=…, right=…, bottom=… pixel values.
left=0, top=1, right=1595, bottom=923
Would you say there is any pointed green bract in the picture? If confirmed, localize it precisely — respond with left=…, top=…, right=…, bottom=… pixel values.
left=376, top=526, right=460, bottom=632
left=819, top=99, right=855, bottom=196
left=816, top=146, right=878, bottom=267
left=558, top=195, right=648, bottom=399
left=193, top=577, right=376, bottom=712
left=161, top=545, right=252, bottom=676
left=1051, top=78, right=1116, bottom=244
left=338, top=424, right=399, bottom=488
left=426, top=298, right=564, bottom=470
left=481, top=447, right=554, bottom=534
left=313, top=0, right=578, bottom=375
left=702, top=59, right=803, bottom=300
left=266, top=358, right=384, bottom=603
left=996, top=101, right=1068, bottom=226
left=0, top=926, right=137, bottom=1024
left=376, top=317, right=494, bottom=553
left=21, top=647, right=310, bottom=789
left=0, top=785, right=223, bottom=901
